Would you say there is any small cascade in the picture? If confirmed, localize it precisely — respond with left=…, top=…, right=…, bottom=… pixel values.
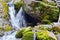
left=2, top=31, right=19, bottom=40
left=16, top=7, right=27, bottom=27
left=8, top=0, right=27, bottom=29
left=32, top=29, right=36, bottom=40
left=58, top=13, right=60, bottom=23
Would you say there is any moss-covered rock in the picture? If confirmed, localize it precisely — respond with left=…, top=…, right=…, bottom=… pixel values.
left=4, top=25, right=12, bottom=31
left=15, top=26, right=57, bottom=40
left=22, top=31, right=34, bottom=40
left=24, top=0, right=59, bottom=24
left=36, top=30, right=55, bottom=40
left=51, top=26, right=60, bottom=35
left=23, top=27, right=32, bottom=34
left=15, top=27, right=32, bottom=38
left=15, top=28, right=25, bottom=38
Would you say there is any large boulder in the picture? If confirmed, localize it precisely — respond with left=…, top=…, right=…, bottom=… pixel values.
left=24, top=0, right=59, bottom=24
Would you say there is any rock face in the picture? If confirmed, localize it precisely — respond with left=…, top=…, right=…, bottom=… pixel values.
left=24, top=0, right=35, bottom=10
left=0, top=2, right=10, bottom=27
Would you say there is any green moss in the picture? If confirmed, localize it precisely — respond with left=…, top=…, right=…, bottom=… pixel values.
left=15, top=28, right=25, bottom=38
left=42, top=19, right=51, bottom=24
left=23, top=27, right=32, bottom=34
left=22, top=31, right=34, bottom=40
left=0, top=27, right=4, bottom=31
left=36, top=30, right=55, bottom=40
left=14, top=0, right=24, bottom=12
left=4, top=25, right=12, bottom=31
left=29, top=1, right=59, bottom=24
left=48, top=2, right=56, bottom=6
left=15, top=27, right=32, bottom=38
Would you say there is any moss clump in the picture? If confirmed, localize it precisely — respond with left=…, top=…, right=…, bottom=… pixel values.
left=4, top=25, right=12, bottom=31
left=15, top=28, right=25, bottom=38
left=36, top=30, right=55, bottom=40
left=22, top=31, right=34, bottom=40
left=42, top=19, right=51, bottom=24
left=15, top=27, right=32, bottom=38
left=14, top=0, right=24, bottom=12
left=23, top=27, right=32, bottom=34
left=0, top=27, right=4, bottom=31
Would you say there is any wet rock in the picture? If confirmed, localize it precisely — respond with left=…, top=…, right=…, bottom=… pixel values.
left=0, top=31, right=4, bottom=37
left=48, top=32, right=57, bottom=40
left=56, top=34, right=60, bottom=40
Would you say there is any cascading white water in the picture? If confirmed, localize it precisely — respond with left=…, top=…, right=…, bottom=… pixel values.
left=16, top=7, right=27, bottom=27
left=8, top=0, right=17, bottom=29
left=0, top=0, right=27, bottom=40
left=2, top=31, right=18, bottom=40
left=8, top=0, right=26, bottom=29
left=33, top=29, right=36, bottom=40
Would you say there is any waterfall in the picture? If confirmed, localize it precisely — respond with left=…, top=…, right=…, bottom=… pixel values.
left=0, top=0, right=27, bottom=40
left=16, top=7, right=27, bottom=28
left=8, top=0, right=26, bottom=29
left=32, top=29, right=36, bottom=40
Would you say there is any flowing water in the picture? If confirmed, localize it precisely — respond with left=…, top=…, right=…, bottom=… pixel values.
left=8, top=0, right=26, bottom=29
left=0, top=0, right=26, bottom=40
left=33, top=29, right=36, bottom=40
left=0, top=0, right=37, bottom=40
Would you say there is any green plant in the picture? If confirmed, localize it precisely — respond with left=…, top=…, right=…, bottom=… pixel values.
left=48, top=2, right=56, bottom=6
